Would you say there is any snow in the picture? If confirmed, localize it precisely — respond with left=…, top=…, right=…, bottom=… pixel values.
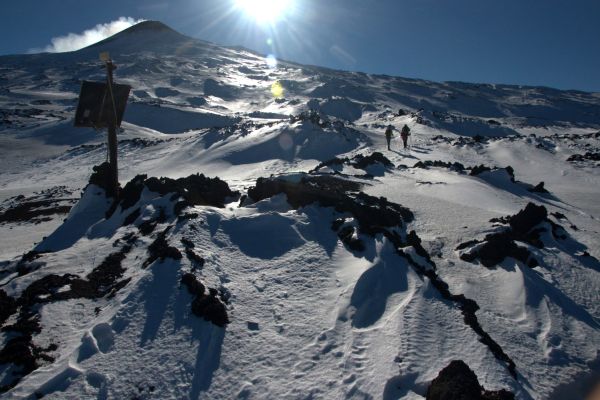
left=1, top=20, right=599, bottom=400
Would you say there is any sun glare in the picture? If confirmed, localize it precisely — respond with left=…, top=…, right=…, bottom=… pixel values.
left=271, top=81, right=284, bottom=98
left=236, top=0, right=293, bottom=24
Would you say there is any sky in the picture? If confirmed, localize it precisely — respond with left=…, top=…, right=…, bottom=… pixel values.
left=1, top=0, right=599, bottom=92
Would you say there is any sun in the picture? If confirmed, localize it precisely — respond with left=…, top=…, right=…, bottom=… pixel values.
left=235, top=0, right=293, bottom=24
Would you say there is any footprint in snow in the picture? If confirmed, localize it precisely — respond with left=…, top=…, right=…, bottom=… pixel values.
left=91, top=322, right=116, bottom=354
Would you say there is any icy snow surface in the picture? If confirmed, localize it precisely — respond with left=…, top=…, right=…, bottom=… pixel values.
left=1, top=21, right=599, bottom=399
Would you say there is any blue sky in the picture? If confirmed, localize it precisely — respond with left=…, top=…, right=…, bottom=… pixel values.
left=1, top=0, right=599, bottom=92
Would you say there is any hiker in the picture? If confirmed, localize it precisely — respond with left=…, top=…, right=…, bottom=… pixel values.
left=401, top=124, right=411, bottom=149
left=385, top=125, right=394, bottom=150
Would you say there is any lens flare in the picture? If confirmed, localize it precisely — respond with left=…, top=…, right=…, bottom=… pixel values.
left=271, top=81, right=284, bottom=98
left=266, top=54, right=278, bottom=69
left=278, top=132, right=293, bottom=150
left=236, top=0, right=292, bottom=24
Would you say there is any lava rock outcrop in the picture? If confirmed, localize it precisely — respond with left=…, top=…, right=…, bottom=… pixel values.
left=426, top=360, right=514, bottom=400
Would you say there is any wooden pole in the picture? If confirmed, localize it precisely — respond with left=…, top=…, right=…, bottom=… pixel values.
left=105, top=60, right=119, bottom=197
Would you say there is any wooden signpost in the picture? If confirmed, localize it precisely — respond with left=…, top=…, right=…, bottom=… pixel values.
left=74, top=52, right=131, bottom=197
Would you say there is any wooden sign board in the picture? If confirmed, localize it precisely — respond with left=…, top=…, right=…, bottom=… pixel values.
left=74, top=81, right=131, bottom=128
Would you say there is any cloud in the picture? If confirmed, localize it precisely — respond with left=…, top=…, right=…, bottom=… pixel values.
left=36, top=17, right=145, bottom=53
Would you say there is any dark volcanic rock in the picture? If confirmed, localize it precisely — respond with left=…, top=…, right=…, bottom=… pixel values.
left=528, top=181, right=549, bottom=193
left=248, top=175, right=413, bottom=235
left=123, top=207, right=141, bottom=226
left=567, top=152, right=600, bottom=163
left=312, top=152, right=394, bottom=174
left=0, top=200, right=72, bottom=224
left=185, top=248, right=205, bottom=268
left=504, top=166, right=515, bottom=182
left=458, top=203, right=560, bottom=269
left=99, top=169, right=238, bottom=219
left=352, top=152, right=394, bottom=169
left=0, top=289, right=17, bottom=327
left=426, top=360, right=514, bottom=400
left=413, top=160, right=465, bottom=172
left=181, top=273, right=229, bottom=327
left=119, top=174, right=147, bottom=210
left=88, top=162, right=117, bottom=197
left=138, top=219, right=158, bottom=235
left=469, top=165, right=492, bottom=176
left=460, top=232, right=537, bottom=268
left=470, top=165, right=515, bottom=182
left=180, top=236, right=204, bottom=267
left=191, top=294, right=229, bottom=327
left=181, top=272, right=205, bottom=296
left=0, top=312, right=55, bottom=393
left=427, top=360, right=483, bottom=400
left=181, top=237, right=195, bottom=248
left=0, top=187, right=75, bottom=224
left=143, top=228, right=183, bottom=268
left=19, top=245, right=133, bottom=304
left=509, top=203, right=547, bottom=236
left=336, top=225, right=365, bottom=252
left=0, top=240, right=134, bottom=393
left=145, top=174, right=239, bottom=209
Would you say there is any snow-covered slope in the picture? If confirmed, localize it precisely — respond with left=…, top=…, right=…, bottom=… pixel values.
left=1, top=21, right=599, bottom=399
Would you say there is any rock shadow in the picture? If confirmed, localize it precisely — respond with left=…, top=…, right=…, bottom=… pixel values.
left=220, top=213, right=306, bottom=259
left=140, top=258, right=181, bottom=346
left=188, top=323, right=225, bottom=399
left=349, top=241, right=409, bottom=328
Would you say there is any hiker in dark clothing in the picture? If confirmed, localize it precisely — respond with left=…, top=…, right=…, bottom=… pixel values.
left=385, top=125, right=394, bottom=150
left=400, top=124, right=411, bottom=149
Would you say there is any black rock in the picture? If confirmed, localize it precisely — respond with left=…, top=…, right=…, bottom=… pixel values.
left=504, top=166, right=515, bottom=182
left=180, top=237, right=195, bottom=248
left=337, top=225, right=365, bottom=252
left=143, top=228, right=182, bottom=268
left=191, top=294, right=229, bottom=327
left=413, top=160, right=465, bottom=172
left=88, top=162, right=118, bottom=197
left=119, top=174, right=147, bottom=210
left=352, top=152, right=394, bottom=169
left=460, top=231, right=534, bottom=268
left=145, top=174, right=239, bottom=209
left=123, top=207, right=141, bottom=226
left=0, top=289, right=17, bottom=327
left=567, top=152, right=600, bottom=162
left=247, top=175, right=413, bottom=236
left=426, top=360, right=483, bottom=400
left=528, top=182, right=549, bottom=193
left=138, top=219, right=158, bottom=236
left=185, top=248, right=205, bottom=268
left=181, top=273, right=229, bottom=327
left=509, top=203, right=547, bottom=235
left=181, top=273, right=205, bottom=296
left=426, top=360, right=514, bottom=400
left=469, top=165, right=492, bottom=176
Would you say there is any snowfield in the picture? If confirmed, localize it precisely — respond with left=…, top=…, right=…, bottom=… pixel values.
left=1, top=21, right=599, bottom=399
